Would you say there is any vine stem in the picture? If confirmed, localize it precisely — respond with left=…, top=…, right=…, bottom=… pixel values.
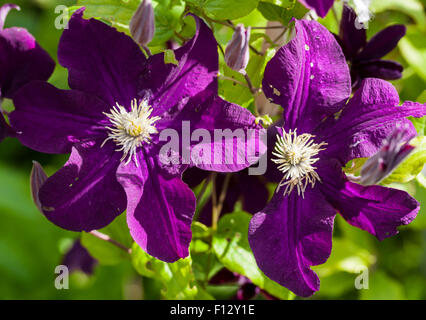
left=89, top=230, right=132, bottom=254
left=242, top=72, right=260, bottom=117
left=142, top=45, right=152, bottom=57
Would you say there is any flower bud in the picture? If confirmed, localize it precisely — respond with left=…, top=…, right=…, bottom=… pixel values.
left=30, top=161, right=48, bottom=212
left=225, top=24, right=251, bottom=73
left=129, top=0, right=155, bottom=47
left=359, top=126, right=414, bottom=186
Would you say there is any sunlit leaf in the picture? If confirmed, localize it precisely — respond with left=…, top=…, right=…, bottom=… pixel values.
left=212, top=211, right=291, bottom=299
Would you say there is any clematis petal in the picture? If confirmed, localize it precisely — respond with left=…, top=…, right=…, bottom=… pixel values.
left=319, top=78, right=426, bottom=165
left=239, top=173, right=269, bottom=214
left=248, top=188, right=336, bottom=297
left=356, top=59, right=403, bottom=80
left=356, top=25, right=406, bottom=61
left=339, top=4, right=366, bottom=59
left=157, top=91, right=266, bottom=172
left=38, top=141, right=127, bottom=232
left=263, top=20, right=350, bottom=132
left=0, top=26, right=54, bottom=98
left=10, top=81, right=109, bottom=154
left=142, top=15, right=218, bottom=117
left=58, top=8, right=146, bottom=106
left=299, top=0, right=334, bottom=18
left=116, top=151, right=196, bottom=263
left=322, top=166, right=419, bottom=240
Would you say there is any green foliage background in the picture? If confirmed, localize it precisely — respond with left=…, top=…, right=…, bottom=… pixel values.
left=0, top=0, right=425, bottom=300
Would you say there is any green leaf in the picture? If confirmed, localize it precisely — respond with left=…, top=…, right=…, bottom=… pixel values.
left=398, top=26, right=426, bottom=83
left=370, top=0, right=426, bottom=26
left=74, top=0, right=184, bottom=45
left=313, top=239, right=376, bottom=277
left=257, top=1, right=308, bottom=25
left=409, top=91, right=426, bottom=136
left=164, top=49, right=179, bottom=65
left=382, top=136, right=426, bottom=184
left=81, top=214, right=132, bottom=265
left=360, top=271, right=405, bottom=300
left=212, top=211, right=291, bottom=299
left=131, top=243, right=211, bottom=299
left=188, top=0, right=260, bottom=20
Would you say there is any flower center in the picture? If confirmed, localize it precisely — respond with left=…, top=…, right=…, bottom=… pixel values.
left=102, top=98, right=161, bottom=166
left=272, top=128, right=327, bottom=198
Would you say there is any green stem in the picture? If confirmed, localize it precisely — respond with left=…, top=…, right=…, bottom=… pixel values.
left=89, top=230, right=132, bottom=254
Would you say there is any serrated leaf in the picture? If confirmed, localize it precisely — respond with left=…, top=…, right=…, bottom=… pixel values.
left=382, top=136, right=426, bottom=184
left=131, top=243, right=210, bottom=299
left=212, top=211, right=290, bottom=299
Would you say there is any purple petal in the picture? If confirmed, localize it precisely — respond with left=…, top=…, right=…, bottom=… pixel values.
left=356, top=25, right=406, bottom=61
left=158, top=92, right=266, bottom=172
left=299, top=0, right=334, bottom=18
left=263, top=20, right=350, bottom=132
left=10, top=81, right=109, bottom=154
left=38, top=141, right=126, bottom=231
left=339, top=4, right=366, bottom=59
left=0, top=26, right=54, bottom=98
left=319, top=78, right=426, bottom=165
left=248, top=189, right=336, bottom=297
left=239, top=173, right=269, bottom=214
left=62, top=240, right=97, bottom=275
left=116, top=151, right=196, bottom=262
left=356, top=59, right=403, bottom=81
left=323, top=174, right=419, bottom=241
left=142, top=15, right=218, bottom=117
left=58, top=8, right=146, bottom=106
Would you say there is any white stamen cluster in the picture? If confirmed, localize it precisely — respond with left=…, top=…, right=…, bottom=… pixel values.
left=102, top=99, right=160, bottom=166
left=272, top=129, right=327, bottom=198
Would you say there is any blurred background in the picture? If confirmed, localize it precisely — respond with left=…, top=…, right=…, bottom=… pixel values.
left=0, top=0, right=425, bottom=299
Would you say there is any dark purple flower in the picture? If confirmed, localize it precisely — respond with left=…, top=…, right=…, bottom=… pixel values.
left=248, top=19, right=426, bottom=297
left=10, top=9, right=263, bottom=263
left=337, top=4, right=406, bottom=87
left=183, top=168, right=269, bottom=225
left=0, top=3, right=54, bottom=99
left=299, top=0, right=334, bottom=18
left=62, top=240, right=97, bottom=275
left=0, top=3, right=55, bottom=141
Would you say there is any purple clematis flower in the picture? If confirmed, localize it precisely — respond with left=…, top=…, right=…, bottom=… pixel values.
left=299, top=0, right=334, bottom=18
left=337, top=4, right=406, bottom=88
left=0, top=3, right=55, bottom=141
left=248, top=19, right=426, bottom=297
left=10, top=9, right=263, bottom=263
